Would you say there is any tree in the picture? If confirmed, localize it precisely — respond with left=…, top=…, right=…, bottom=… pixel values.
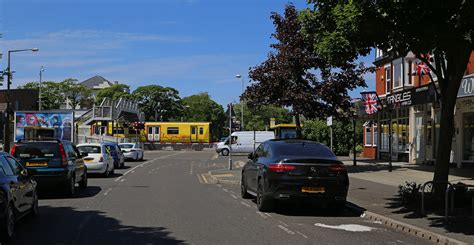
left=96, top=84, right=131, bottom=104
left=60, top=78, right=93, bottom=110
left=302, top=0, right=474, bottom=197
left=243, top=4, right=370, bottom=138
left=132, top=85, right=183, bottom=121
left=181, top=92, right=226, bottom=140
left=18, top=81, right=63, bottom=110
left=232, top=103, right=292, bottom=131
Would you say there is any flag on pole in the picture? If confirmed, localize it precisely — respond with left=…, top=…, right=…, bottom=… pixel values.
left=361, top=92, right=379, bottom=115
left=411, top=62, right=431, bottom=76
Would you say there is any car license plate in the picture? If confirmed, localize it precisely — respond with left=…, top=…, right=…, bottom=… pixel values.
left=302, top=187, right=325, bottom=193
left=84, top=159, right=93, bottom=163
left=26, top=162, right=48, bottom=167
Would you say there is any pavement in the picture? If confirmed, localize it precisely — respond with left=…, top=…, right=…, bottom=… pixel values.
left=209, top=155, right=474, bottom=244
left=8, top=151, right=432, bottom=245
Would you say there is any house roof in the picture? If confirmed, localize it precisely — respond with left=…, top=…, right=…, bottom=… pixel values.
left=80, top=75, right=114, bottom=89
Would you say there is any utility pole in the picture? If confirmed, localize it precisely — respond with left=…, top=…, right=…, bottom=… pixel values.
left=228, top=103, right=233, bottom=170
left=39, top=66, right=44, bottom=111
left=235, top=74, right=244, bottom=131
left=353, top=112, right=357, bottom=166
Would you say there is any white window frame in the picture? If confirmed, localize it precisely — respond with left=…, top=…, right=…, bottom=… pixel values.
left=404, top=59, right=414, bottom=86
left=392, top=58, right=403, bottom=89
left=385, top=65, right=391, bottom=95
left=365, top=126, right=373, bottom=147
left=373, top=124, right=378, bottom=147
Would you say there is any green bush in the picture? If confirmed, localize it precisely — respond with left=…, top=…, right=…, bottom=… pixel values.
left=398, top=181, right=421, bottom=204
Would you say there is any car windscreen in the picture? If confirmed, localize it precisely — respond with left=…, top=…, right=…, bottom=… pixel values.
left=275, top=142, right=336, bottom=159
left=119, top=144, right=133, bottom=149
left=14, top=143, right=60, bottom=159
left=77, top=146, right=102, bottom=154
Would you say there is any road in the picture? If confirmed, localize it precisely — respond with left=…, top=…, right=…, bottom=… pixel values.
left=10, top=151, right=431, bottom=245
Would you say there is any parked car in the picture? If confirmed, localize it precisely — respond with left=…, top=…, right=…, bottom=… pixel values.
left=11, top=139, right=87, bottom=196
left=0, top=152, right=38, bottom=242
left=216, top=131, right=275, bottom=156
left=240, top=139, right=349, bottom=212
left=119, top=143, right=144, bottom=161
left=77, top=143, right=115, bottom=177
left=103, top=143, right=125, bottom=169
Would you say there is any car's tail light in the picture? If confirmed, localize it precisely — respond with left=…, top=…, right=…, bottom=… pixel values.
left=98, top=157, right=103, bottom=162
left=329, top=164, right=347, bottom=174
left=10, top=144, right=17, bottom=156
left=58, top=144, right=68, bottom=167
left=268, top=164, right=296, bottom=172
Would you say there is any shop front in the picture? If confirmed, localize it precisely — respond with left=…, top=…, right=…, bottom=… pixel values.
left=453, top=74, right=474, bottom=168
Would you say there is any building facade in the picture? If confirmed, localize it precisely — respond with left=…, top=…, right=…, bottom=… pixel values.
left=362, top=50, right=474, bottom=168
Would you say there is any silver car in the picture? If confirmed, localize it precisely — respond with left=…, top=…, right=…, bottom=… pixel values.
left=118, top=143, right=144, bottom=161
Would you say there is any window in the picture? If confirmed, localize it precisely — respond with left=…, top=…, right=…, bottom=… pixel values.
left=148, top=127, right=153, bottom=134
left=365, top=127, right=373, bottom=146
left=276, top=143, right=336, bottom=158
left=405, top=60, right=414, bottom=86
left=0, top=157, right=14, bottom=176
left=380, top=120, right=389, bottom=152
left=373, top=125, right=378, bottom=146
left=199, top=127, right=204, bottom=135
left=5, top=157, right=23, bottom=175
left=191, top=127, right=196, bottom=134
left=392, top=58, right=403, bottom=89
left=78, top=145, right=101, bottom=154
left=385, top=66, right=391, bottom=94
left=167, top=127, right=179, bottom=135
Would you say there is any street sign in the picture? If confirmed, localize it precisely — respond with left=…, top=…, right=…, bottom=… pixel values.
left=327, top=116, right=333, bottom=126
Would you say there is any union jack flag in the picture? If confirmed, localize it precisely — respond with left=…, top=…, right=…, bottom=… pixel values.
left=361, top=92, right=378, bottom=115
left=412, top=62, right=431, bottom=76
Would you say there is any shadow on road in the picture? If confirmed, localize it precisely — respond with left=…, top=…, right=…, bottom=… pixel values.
left=39, top=186, right=102, bottom=199
left=251, top=199, right=363, bottom=217
left=10, top=205, right=185, bottom=245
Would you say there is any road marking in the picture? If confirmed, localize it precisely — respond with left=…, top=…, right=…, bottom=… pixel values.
left=278, top=221, right=289, bottom=227
left=103, top=188, right=112, bottom=196
left=120, top=178, right=125, bottom=182
left=189, top=162, right=194, bottom=174
left=212, top=174, right=234, bottom=177
left=296, top=231, right=308, bottom=239
left=222, top=188, right=229, bottom=193
left=278, top=225, right=295, bottom=235
left=115, top=152, right=183, bottom=182
left=240, top=201, right=251, bottom=208
left=230, top=194, right=238, bottom=199
left=264, top=212, right=272, bottom=217
left=314, top=223, right=376, bottom=232
left=256, top=212, right=268, bottom=219
left=196, top=174, right=204, bottom=184
left=212, top=154, right=218, bottom=160
left=201, top=174, right=209, bottom=184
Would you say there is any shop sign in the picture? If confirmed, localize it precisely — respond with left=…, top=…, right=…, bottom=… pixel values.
left=457, top=74, right=474, bottom=98
left=384, top=83, right=437, bottom=108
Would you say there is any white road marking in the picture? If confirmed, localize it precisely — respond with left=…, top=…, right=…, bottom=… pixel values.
left=222, top=188, right=229, bottom=193
left=230, top=194, right=238, bottom=199
left=314, top=223, right=376, bottom=232
left=103, top=188, right=112, bottom=196
left=212, top=154, right=218, bottom=160
left=278, top=225, right=295, bottom=235
left=196, top=174, right=204, bottom=184
left=278, top=221, right=289, bottom=227
left=240, top=201, right=251, bottom=208
left=115, top=152, right=183, bottom=182
left=256, top=212, right=268, bottom=219
left=264, top=212, right=272, bottom=217
left=201, top=174, right=209, bottom=184
left=296, top=231, right=308, bottom=239
left=120, top=178, right=125, bottom=182
left=189, top=162, right=194, bottom=174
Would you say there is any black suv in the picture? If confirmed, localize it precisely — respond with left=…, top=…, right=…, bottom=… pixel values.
left=11, top=139, right=87, bottom=196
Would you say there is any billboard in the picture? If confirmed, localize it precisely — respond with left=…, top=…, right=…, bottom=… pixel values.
left=14, top=111, right=74, bottom=141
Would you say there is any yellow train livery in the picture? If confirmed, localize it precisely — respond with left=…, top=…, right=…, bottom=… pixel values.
left=145, top=122, right=211, bottom=143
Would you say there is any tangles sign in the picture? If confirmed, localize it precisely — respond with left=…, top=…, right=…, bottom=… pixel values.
left=384, top=83, right=437, bottom=108
left=457, top=74, right=474, bottom=98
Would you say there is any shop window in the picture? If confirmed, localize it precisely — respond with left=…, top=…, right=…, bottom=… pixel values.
left=385, top=66, right=391, bottom=94
left=167, top=127, right=179, bottom=135
left=463, top=112, right=474, bottom=161
left=392, top=58, right=403, bottom=89
left=380, top=121, right=389, bottom=152
left=365, top=127, right=373, bottom=146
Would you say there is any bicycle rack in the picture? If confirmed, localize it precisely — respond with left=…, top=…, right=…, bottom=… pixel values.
left=421, top=181, right=453, bottom=220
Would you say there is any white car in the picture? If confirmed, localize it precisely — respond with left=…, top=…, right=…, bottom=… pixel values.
left=119, top=143, right=144, bottom=161
left=77, top=143, right=115, bottom=177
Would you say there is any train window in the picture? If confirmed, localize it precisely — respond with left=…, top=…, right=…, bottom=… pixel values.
left=199, top=127, right=203, bottom=135
left=148, top=127, right=153, bottom=134
left=191, top=127, right=196, bottom=134
left=167, top=127, right=179, bottom=134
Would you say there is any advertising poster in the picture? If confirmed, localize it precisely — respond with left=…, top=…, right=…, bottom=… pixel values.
left=14, top=111, right=74, bottom=141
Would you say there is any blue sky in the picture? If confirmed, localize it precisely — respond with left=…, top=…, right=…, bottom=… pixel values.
left=0, top=0, right=375, bottom=106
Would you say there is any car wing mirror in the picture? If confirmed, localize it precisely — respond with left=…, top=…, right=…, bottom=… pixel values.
left=20, top=169, right=29, bottom=176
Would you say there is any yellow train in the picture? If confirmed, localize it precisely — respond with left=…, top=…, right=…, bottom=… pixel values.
left=145, top=122, right=211, bottom=143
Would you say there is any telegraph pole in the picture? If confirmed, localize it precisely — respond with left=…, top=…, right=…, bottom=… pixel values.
left=228, top=103, right=233, bottom=170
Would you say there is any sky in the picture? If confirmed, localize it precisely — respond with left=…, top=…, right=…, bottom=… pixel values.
left=0, top=0, right=375, bottom=106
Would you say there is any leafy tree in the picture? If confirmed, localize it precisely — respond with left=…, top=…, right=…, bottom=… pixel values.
left=181, top=92, right=225, bottom=140
left=96, top=84, right=131, bottom=104
left=301, top=0, right=474, bottom=197
left=60, top=78, right=93, bottom=110
left=243, top=4, right=370, bottom=138
left=18, top=81, right=63, bottom=110
left=303, top=119, right=363, bottom=156
left=132, top=85, right=183, bottom=121
left=232, top=103, right=292, bottom=131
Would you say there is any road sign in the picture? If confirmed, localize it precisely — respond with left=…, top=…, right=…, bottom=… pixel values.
left=327, top=116, right=333, bottom=126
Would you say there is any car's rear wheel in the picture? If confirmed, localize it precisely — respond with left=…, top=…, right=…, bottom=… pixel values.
left=79, top=171, right=88, bottom=189
left=65, top=176, right=76, bottom=196
left=221, top=149, right=229, bottom=156
left=140, top=153, right=144, bottom=161
left=0, top=204, right=15, bottom=242
left=240, top=175, right=252, bottom=199
left=256, top=178, right=273, bottom=212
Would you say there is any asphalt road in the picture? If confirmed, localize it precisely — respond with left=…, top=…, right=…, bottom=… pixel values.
left=9, top=151, right=431, bottom=245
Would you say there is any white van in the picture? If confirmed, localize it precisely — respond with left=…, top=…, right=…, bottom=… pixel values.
left=216, top=131, right=275, bottom=156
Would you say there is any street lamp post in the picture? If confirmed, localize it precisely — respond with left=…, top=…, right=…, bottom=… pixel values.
left=39, top=66, right=44, bottom=111
left=4, top=48, right=39, bottom=152
left=235, top=74, right=244, bottom=131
